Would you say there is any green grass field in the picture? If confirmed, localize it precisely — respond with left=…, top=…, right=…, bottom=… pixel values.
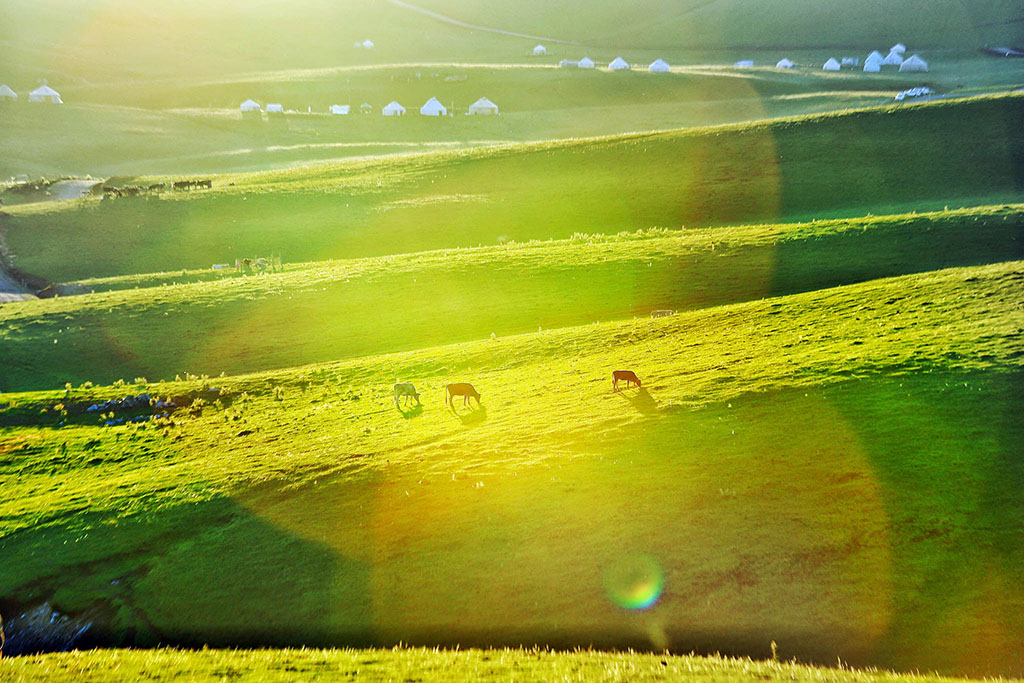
left=2, top=4, right=1023, bottom=679
left=0, top=647, right=991, bottom=682
left=4, top=94, right=1023, bottom=284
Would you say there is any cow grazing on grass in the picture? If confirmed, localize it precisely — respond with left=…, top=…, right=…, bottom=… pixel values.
left=445, top=383, right=481, bottom=407
left=393, top=382, right=421, bottom=407
left=612, top=370, right=641, bottom=391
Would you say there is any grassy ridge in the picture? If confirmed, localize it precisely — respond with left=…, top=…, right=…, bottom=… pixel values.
left=412, top=0, right=1024, bottom=49
left=1, top=260, right=1021, bottom=674
left=4, top=94, right=1024, bottom=283
left=2, top=204, right=1021, bottom=392
left=0, top=647, right=983, bottom=682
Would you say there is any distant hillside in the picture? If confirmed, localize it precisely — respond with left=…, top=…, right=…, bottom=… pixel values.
left=4, top=94, right=1024, bottom=282
left=413, top=0, right=1024, bottom=49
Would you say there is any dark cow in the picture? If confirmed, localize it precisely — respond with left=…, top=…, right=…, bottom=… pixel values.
left=612, top=370, right=641, bottom=391
left=445, top=383, right=481, bottom=407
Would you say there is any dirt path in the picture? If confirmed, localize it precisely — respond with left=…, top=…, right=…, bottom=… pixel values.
left=48, top=179, right=102, bottom=201
left=0, top=267, right=35, bottom=302
left=384, top=0, right=579, bottom=45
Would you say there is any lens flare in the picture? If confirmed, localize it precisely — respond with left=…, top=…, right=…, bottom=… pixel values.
left=604, top=554, right=664, bottom=610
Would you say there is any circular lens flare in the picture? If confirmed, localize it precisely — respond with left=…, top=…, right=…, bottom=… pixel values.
left=605, top=554, right=664, bottom=610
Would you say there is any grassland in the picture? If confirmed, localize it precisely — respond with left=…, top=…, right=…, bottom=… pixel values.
left=1, top=257, right=1022, bottom=675
left=2, top=9, right=1023, bottom=676
left=0, top=647, right=991, bottom=682
left=4, top=94, right=1023, bottom=284
left=2, top=203, right=1022, bottom=391
left=2, top=56, right=1022, bottom=177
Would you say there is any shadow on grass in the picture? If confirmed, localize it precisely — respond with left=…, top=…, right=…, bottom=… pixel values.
left=396, top=402, right=424, bottom=419
left=453, top=403, right=487, bottom=426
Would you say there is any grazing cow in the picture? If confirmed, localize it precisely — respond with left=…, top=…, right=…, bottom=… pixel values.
left=651, top=309, right=675, bottom=318
left=445, top=383, right=481, bottom=407
left=172, top=181, right=191, bottom=190
left=393, top=382, right=421, bottom=407
left=196, top=179, right=213, bottom=189
left=612, top=370, right=641, bottom=391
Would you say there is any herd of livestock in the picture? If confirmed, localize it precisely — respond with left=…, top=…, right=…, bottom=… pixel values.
left=395, top=370, right=643, bottom=411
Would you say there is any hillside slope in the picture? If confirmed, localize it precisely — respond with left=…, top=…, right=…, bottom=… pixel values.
left=2, top=204, right=1022, bottom=392
left=1, top=260, right=1022, bottom=675
left=4, top=94, right=1023, bottom=283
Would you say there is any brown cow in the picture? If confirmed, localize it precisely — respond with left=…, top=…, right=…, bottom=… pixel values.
left=612, top=370, right=641, bottom=391
left=445, top=383, right=481, bottom=407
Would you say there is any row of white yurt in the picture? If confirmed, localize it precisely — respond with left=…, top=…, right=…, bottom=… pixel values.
left=242, top=97, right=500, bottom=116
left=0, top=85, right=63, bottom=102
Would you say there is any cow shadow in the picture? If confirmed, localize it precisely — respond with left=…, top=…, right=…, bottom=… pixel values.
left=621, top=387, right=660, bottom=415
left=396, top=402, right=424, bottom=419
left=452, top=403, right=487, bottom=426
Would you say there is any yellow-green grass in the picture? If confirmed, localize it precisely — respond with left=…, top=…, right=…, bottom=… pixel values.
left=0, top=60, right=979, bottom=178
left=410, top=0, right=1024, bottom=50
left=0, top=647, right=996, bottom=682
left=3, top=0, right=1021, bottom=90
left=4, top=94, right=1024, bottom=283
left=2, top=203, right=1023, bottom=392
left=2, top=260, right=1022, bottom=675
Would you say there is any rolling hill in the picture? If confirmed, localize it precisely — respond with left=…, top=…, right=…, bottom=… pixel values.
left=4, top=94, right=1023, bottom=284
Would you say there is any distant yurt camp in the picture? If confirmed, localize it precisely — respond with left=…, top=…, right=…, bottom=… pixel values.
left=863, top=57, right=882, bottom=73
left=266, top=103, right=284, bottom=114
left=609, top=57, right=630, bottom=71
left=776, top=58, right=795, bottom=69
left=883, top=51, right=904, bottom=66
left=733, top=60, right=754, bottom=67
left=28, top=85, right=62, bottom=103
left=362, top=39, right=374, bottom=49
left=0, top=85, right=17, bottom=101
left=360, top=103, right=374, bottom=114
left=329, top=105, right=350, bottom=115
left=899, top=54, right=929, bottom=72
left=468, top=97, right=499, bottom=115
left=240, top=99, right=261, bottom=113
left=890, top=43, right=907, bottom=54
left=533, top=44, right=547, bottom=56
left=382, top=101, right=406, bottom=116
left=822, top=58, right=841, bottom=71
left=420, top=97, right=447, bottom=116
left=648, top=59, right=670, bottom=73
left=578, top=57, right=595, bottom=69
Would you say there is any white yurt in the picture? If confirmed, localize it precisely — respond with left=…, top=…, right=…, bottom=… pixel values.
left=559, top=59, right=579, bottom=68
left=883, top=51, right=904, bottom=66
left=468, top=97, right=499, bottom=115
left=382, top=101, right=406, bottom=116
left=420, top=97, right=447, bottom=116
left=266, top=103, right=284, bottom=114
left=890, top=43, right=907, bottom=54
left=899, top=54, right=929, bottom=72
left=822, top=58, right=841, bottom=71
left=329, top=105, right=350, bottom=115
left=362, top=39, right=375, bottom=49
left=775, top=58, right=795, bottom=69
left=533, top=44, right=547, bottom=56
left=867, top=50, right=885, bottom=62
left=578, top=57, right=595, bottom=69
left=240, top=99, right=261, bottom=112
left=0, top=85, right=17, bottom=101
left=648, top=58, right=670, bottom=73
left=733, top=60, right=754, bottom=67
left=863, top=57, right=882, bottom=73
left=841, top=57, right=859, bottom=67
left=609, top=56, right=630, bottom=71
left=28, top=85, right=62, bottom=103
left=360, top=103, right=374, bottom=114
